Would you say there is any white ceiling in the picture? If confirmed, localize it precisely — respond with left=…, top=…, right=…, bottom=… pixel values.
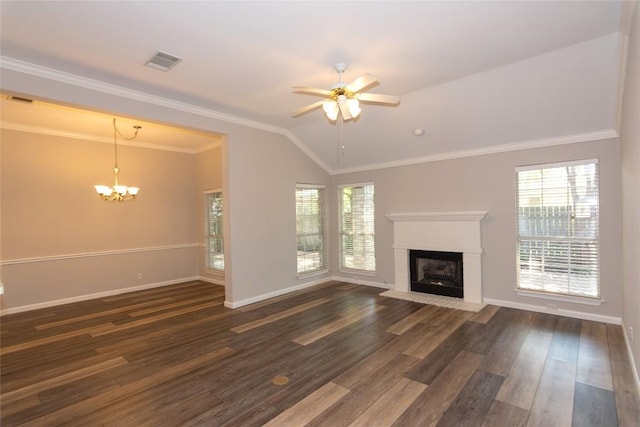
left=0, top=1, right=630, bottom=170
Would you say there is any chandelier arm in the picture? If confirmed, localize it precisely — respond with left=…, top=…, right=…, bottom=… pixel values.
left=115, top=122, right=141, bottom=140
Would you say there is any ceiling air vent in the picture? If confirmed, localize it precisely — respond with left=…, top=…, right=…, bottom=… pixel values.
left=145, top=50, right=183, bottom=72
left=7, top=95, right=34, bottom=103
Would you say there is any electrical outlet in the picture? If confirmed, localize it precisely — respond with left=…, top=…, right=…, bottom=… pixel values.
left=630, top=326, right=634, bottom=343
left=137, top=273, right=142, bottom=280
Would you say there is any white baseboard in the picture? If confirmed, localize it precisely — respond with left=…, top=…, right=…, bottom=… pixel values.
left=483, top=297, right=622, bottom=325
left=330, top=275, right=392, bottom=290
left=198, top=275, right=225, bottom=286
left=622, top=320, right=640, bottom=398
left=0, top=276, right=201, bottom=316
left=224, top=276, right=333, bottom=309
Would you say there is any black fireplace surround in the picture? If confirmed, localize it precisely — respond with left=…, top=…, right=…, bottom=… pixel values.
left=409, top=250, right=464, bottom=298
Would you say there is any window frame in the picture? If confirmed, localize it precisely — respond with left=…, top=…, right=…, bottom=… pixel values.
left=204, top=189, right=224, bottom=273
left=338, top=182, right=376, bottom=275
left=515, top=159, right=600, bottom=304
left=295, top=183, right=328, bottom=277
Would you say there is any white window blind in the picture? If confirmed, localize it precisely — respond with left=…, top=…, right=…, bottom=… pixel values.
left=296, top=185, right=326, bottom=274
left=205, top=191, right=224, bottom=271
left=339, top=183, right=376, bottom=272
left=516, top=160, right=599, bottom=298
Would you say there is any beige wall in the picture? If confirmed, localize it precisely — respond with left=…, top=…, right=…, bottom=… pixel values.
left=331, top=138, right=623, bottom=321
left=620, top=4, right=640, bottom=383
left=224, top=127, right=331, bottom=305
left=1, top=129, right=200, bottom=310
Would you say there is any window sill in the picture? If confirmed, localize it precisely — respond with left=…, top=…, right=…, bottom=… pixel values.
left=297, top=269, right=329, bottom=279
left=516, top=289, right=603, bottom=306
left=339, top=267, right=377, bottom=277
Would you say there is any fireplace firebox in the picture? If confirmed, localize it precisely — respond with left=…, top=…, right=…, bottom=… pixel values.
left=409, top=250, right=463, bottom=298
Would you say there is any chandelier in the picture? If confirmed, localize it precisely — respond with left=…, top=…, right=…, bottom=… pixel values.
left=94, top=118, right=141, bottom=201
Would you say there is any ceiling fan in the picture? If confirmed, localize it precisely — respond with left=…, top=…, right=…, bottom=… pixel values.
left=292, top=63, right=400, bottom=121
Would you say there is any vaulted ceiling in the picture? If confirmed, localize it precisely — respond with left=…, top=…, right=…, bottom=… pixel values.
left=0, top=1, right=633, bottom=172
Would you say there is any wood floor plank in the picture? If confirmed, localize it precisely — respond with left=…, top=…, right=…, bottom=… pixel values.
left=385, top=304, right=443, bottom=335
left=0, top=394, right=41, bottom=418
left=577, top=320, right=614, bottom=391
left=84, top=371, right=224, bottom=426
left=35, top=298, right=174, bottom=330
left=93, top=308, right=233, bottom=355
left=265, top=326, right=394, bottom=413
left=572, top=382, right=618, bottom=427
left=403, top=309, right=472, bottom=359
left=547, top=316, right=581, bottom=363
left=495, top=315, right=556, bottom=410
left=332, top=323, right=429, bottom=390
left=310, top=353, right=420, bottom=427
left=481, top=400, right=529, bottom=427
left=89, top=300, right=223, bottom=337
left=0, top=356, right=128, bottom=405
left=263, top=381, right=350, bottom=427
left=19, top=347, right=235, bottom=427
left=436, top=370, right=504, bottom=427
left=230, top=297, right=330, bottom=333
left=526, top=358, right=577, bottom=427
left=348, top=377, right=427, bottom=427
left=468, top=304, right=500, bottom=324
left=292, top=303, right=385, bottom=346
left=478, top=308, right=534, bottom=376
left=337, top=283, right=361, bottom=291
left=393, top=350, right=484, bottom=426
left=406, top=321, right=484, bottom=385
left=1, top=282, right=636, bottom=426
left=0, top=323, right=115, bottom=356
left=127, top=294, right=220, bottom=317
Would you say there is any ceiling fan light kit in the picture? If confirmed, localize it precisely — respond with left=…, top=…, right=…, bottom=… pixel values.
left=292, top=63, right=400, bottom=122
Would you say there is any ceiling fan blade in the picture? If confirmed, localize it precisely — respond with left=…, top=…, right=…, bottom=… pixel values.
left=346, top=73, right=379, bottom=93
left=357, top=93, right=401, bottom=105
left=339, top=102, right=352, bottom=120
left=292, top=100, right=324, bottom=117
left=292, top=86, right=333, bottom=97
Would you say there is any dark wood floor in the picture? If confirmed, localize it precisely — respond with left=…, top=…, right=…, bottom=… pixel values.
left=1, top=281, right=638, bottom=426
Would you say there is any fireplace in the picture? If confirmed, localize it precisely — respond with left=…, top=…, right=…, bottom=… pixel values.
left=410, top=250, right=463, bottom=298
left=386, top=211, right=487, bottom=306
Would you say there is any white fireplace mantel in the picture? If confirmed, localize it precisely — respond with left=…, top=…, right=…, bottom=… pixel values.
left=386, top=211, right=487, bottom=307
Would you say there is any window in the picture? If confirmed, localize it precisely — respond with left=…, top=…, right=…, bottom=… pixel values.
left=339, top=183, right=376, bottom=272
left=296, top=184, right=326, bottom=274
left=205, top=191, right=224, bottom=271
left=516, top=160, right=599, bottom=298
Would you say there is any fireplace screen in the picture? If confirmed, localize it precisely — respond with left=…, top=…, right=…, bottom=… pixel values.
left=410, top=250, right=463, bottom=298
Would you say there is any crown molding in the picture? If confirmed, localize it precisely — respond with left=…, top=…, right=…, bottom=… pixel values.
left=2, top=56, right=616, bottom=177
left=332, top=128, right=619, bottom=175
left=0, top=121, right=199, bottom=154
left=0, top=57, right=280, bottom=132
left=0, top=56, right=334, bottom=173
